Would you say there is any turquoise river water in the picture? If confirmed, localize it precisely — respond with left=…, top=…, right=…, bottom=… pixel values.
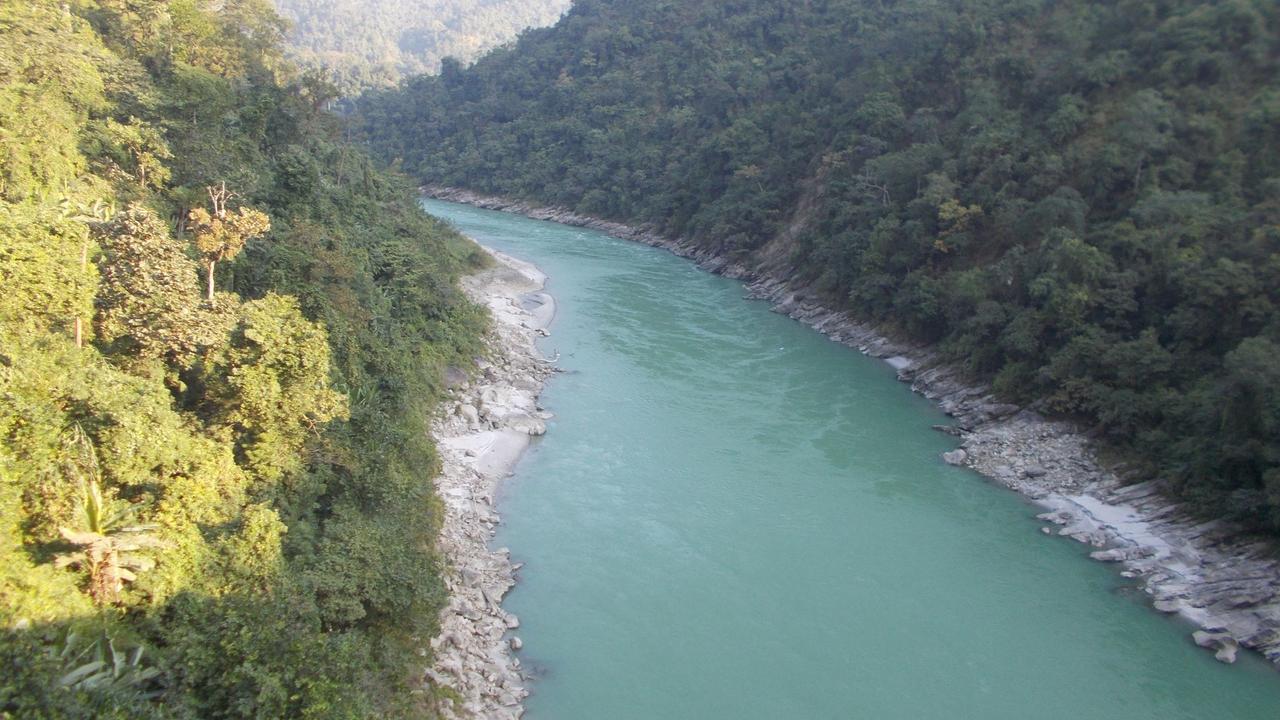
left=422, top=198, right=1280, bottom=719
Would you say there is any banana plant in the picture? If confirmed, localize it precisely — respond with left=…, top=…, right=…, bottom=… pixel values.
left=56, top=629, right=161, bottom=697
left=54, top=478, right=164, bottom=604
left=53, top=427, right=164, bottom=604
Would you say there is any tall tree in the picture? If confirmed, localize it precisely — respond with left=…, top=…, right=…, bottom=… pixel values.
left=95, top=204, right=225, bottom=364
left=189, top=184, right=270, bottom=305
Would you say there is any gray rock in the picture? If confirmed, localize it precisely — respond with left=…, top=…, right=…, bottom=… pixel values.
left=1036, top=510, right=1071, bottom=525
left=942, top=449, right=967, bottom=466
left=983, top=402, right=1022, bottom=418
left=444, top=366, right=468, bottom=389
left=1090, top=548, right=1126, bottom=562
left=1090, top=546, right=1155, bottom=563
left=1193, top=631, right=1240, bottom=663
left=506, top=415, right=547, bottom=436
left=458, top=404, right=480, bottom=427
left=1023, top=463, right=1048, bottom=478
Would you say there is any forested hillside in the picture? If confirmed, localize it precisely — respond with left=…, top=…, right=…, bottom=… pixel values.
left=272, top=0, right=571, bottom=91
left=362, top=0, right=1280, bottom=532
left=0, top=0, right=487, bottom=717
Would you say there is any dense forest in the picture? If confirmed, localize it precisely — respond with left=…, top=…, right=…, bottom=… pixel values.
left=0, top=0, right=488, bottom=717
left=271, top=0, right=571, bottom=92
left=362, top=0, right=1280, bottom=532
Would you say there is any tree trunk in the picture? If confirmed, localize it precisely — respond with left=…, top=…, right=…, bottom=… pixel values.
left=207, top=260, right=216, bottom=305
left=75, top=241, right=88, bottom=348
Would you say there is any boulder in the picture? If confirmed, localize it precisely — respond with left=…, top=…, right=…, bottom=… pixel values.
left=981, top=402, right=1022, bottom=419
left=942, top=449, right=968, bottom=466
left=505, top=415, right=547, bottom=436
left=1192, top=630, right=1239, bottom=663
left=1090, top=546, right=1155, bottom=563
left=444, top=366, right=468, bottom=389
left=1036, top=510, right=1072, bottom=525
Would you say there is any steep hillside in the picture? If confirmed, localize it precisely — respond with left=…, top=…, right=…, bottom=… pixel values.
left=361, top=0, right=1280, bottom=533
left=273, top=0, right=571, bottom=91
left=0, top=1, right=486, bottom=716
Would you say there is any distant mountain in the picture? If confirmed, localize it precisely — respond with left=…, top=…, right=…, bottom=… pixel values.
left=272, top=0, right=571, bottom=91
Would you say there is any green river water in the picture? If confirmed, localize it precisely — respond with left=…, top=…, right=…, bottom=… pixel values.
left=422, top=198, right=1280, bottom=719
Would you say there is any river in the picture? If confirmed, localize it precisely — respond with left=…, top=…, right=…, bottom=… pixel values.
left=421, top=198, right=1280, bottom=719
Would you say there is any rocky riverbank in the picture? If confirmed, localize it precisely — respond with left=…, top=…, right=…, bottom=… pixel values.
left=426, top=248, right=557, bottom=719
left=424, top=185, right=1280, bottom=669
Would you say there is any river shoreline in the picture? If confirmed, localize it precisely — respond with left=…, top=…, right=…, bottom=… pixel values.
left=423, top=186, right=1280, bottom=670
left=426, top=248, right=556, bottom=719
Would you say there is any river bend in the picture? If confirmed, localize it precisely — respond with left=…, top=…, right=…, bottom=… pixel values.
left=422, top=198, right=1280, bottom=720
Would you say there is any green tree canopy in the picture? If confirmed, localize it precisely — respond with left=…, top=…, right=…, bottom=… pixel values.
left=361, top=0, right=1280, bottom=531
